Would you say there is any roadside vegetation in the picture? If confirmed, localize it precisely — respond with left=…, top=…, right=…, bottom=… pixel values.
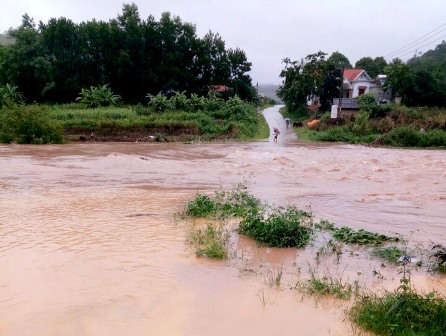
left=282, top=100, right=446, bottom=148
left=0, top=89, right=266, bottom=143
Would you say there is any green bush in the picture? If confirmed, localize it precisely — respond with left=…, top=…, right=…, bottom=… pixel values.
left=419, top=129, right=446, bottom=147
left=376, top=124, right=445, bottom=148
left=186, top=194, right=217, bottom=217
left=169, top=91, right=189, bottom=110
left=76, top=84, right=122, bottom=108
left=0, top=84, right=25, bottom=108
left=238, top=206, right=313, bottom=248
left=351, top=290, right=446, bottom=335
left=356, top=94, right=377, bottom=113
left=146, top=92, right=172, bottom=112
left=313, top=126, right=355, bottom=142
left=185, top=184, right=261, bottom=219
left=0, top=104, right=63, bottom=144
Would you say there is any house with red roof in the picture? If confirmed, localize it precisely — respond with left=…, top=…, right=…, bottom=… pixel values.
left=342, top=69, right=374, bottom=98
left=333, top=69, right=392, bottom=112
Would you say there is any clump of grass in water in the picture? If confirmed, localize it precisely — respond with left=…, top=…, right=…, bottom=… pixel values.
left=350, top=288, right=446, bottom=335
left=430, top=244, right=446, bottom=274
left=295, top=268, right=356, bottom=300
left=317, top=219, right=399, bottom=246
left=187, top=223, right=229, bottom=259
left=351, top=251, right=446, bottom=336
left=265, top=268, right=283, bottom=287
left=372, top=245, right=405, bottom=264
left=185, top=194, right=217, bottom=217
left=184, top=183, right=261, bottom=219
left=238, top=205, right=313, bottom=248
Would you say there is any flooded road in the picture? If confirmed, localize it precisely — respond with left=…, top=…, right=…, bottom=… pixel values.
left=1, top=105, right=445, bottom=335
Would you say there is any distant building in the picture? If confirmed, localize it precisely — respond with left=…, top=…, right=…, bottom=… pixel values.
left=209, top=85, right=230, bottom=93
left=333, top=69, right=392, bottom=113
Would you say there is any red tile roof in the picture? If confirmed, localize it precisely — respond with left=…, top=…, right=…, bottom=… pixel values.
left=343, top=69, right=363, bottom=82
left=209, top=85, right=229, bottom=92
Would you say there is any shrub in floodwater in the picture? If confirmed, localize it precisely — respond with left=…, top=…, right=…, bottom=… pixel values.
left=430, top=245, right=446, bottom=274
left=238, top=206, right=313, bottom=248
left=214, top=182, right=261, bottom=218
left=319, top=221, right=400, bottom=246
left=185, top=194, right=217, bottom=217
left=350, top=288, right=446, bottom=336
left=187, top=223, right=229, bottom=259
left=184, top=183, right=261, bottom=219
left=372, top=245, right=405, bottom=264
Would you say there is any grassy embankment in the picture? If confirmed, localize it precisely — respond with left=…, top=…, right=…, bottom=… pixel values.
left=281, top=102, right=446, bottom=148
left=0, top=97, right=271, bottom=144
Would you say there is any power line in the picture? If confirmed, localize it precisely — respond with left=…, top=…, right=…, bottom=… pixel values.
left=385, top=23, right=446, bottom=59
left=386, top=28, right=446, bottom=59
left=393, top=34, right=446, bottom=60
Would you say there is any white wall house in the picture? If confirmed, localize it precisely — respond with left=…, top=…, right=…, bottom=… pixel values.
left=342, top=69, right=392, bottom=103
left=342, top=69, right=374, bottom=98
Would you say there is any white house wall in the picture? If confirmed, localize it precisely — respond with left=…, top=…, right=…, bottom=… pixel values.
left=351, top=80, right=373, bottom=97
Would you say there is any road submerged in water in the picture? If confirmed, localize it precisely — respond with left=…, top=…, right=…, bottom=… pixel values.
left=0, top=105, right=445, bottom=335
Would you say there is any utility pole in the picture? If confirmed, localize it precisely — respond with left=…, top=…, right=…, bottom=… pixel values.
left=337, top=68, right=344, bottom=120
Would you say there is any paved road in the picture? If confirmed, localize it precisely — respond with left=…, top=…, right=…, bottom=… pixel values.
left=261, top=104, right=297, bottom=144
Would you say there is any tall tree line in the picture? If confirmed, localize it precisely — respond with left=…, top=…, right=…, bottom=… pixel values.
left=0, top=4, right=254, bottom=104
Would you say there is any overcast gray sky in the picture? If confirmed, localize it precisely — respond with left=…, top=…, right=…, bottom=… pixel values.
left=2, top=0, right=446, bottom=84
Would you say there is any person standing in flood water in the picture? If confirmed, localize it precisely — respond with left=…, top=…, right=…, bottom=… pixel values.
left=273, top=127, right=280, bottom=142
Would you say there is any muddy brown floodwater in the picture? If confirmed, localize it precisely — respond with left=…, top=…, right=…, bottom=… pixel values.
left=1, top=106, right=445, bottom=336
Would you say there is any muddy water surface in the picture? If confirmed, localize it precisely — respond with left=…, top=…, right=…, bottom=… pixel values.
left=1, top=106, right=445, bottom=335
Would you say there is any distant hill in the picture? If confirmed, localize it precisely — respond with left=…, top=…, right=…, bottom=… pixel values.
left=0, top=34, right=16, bottom=46
left=257, top=84, right=283, bottom=103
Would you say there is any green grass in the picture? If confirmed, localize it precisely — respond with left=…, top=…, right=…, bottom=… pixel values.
left=372, top=246, right=405, bottom=264
left=184, top=183, right=261, bottom=219
left=5, top=101, right=263, bottom=143
left=296, top=269, right=355, bottom=300
left=0, top=104, right=64, bottom=144
left=350, top=289, right=446, bottom=335
left=285, top=104, right=446, bottom=148
left=317, top=220, right=400, bottom=246
left=187, top=223, right=230, bottom=259
left=254, top=111, right=270, bottom=140
left=238, top=205, right=313, bottom=248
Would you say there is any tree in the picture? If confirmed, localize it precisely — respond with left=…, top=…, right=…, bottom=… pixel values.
left=355, top=56, right=387, bottom=78
left=320, top=52, right=352, bottom=110
left=228, top=48, right=254, bottom=100
left=384, top=58, right=414, bottom=104
left=39, top=17, right=81, bottom=102
left=278, top=51, right=329, bottom=113
left=277, top=57, right=306, bottom=112
left=0, top=4, right=253, bottom=104
left=327, top=51, right=352, bottom=70
left=2, top=14, right=48, bottom=102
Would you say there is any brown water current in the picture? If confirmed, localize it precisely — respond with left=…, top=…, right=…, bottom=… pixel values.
left=1, top=106, right=445, bottom=335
